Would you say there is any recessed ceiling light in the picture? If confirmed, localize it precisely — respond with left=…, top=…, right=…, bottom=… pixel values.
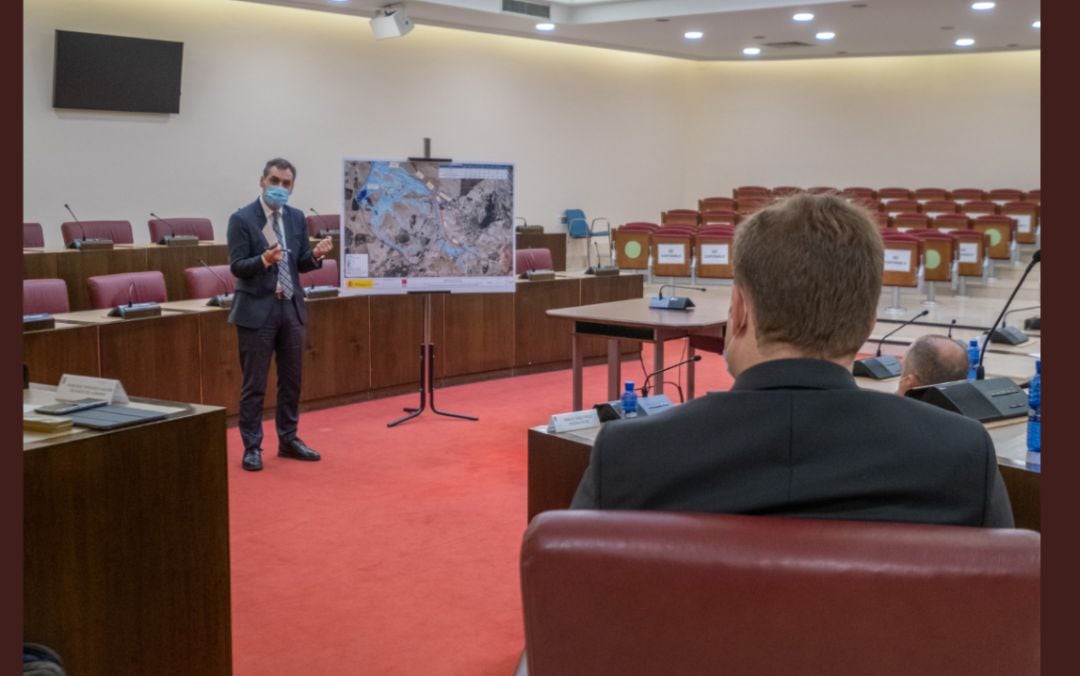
left=1032, top=20, right=1041, bottom=29
left=971, top=2, right=995, bottom=10
left=955, top=37, right=975, bottom=47
left=816, top=31, right=836, bottom=40
left=684, top=31, right=704, bottom=40
left=743, top=47, right=762, bottom=56
left=793, top=13, right=815, bottom=22
left=536, top=23, right=555, bottom=32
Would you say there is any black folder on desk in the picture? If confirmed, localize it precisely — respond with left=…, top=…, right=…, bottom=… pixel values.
left=67, top=405, right=168, bottom=430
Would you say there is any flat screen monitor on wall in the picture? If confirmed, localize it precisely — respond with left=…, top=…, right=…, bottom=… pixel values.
left=52, top=30, right=183, bottom=114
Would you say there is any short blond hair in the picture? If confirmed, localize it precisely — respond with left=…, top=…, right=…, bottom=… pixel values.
left=733, top=193, right=883, bottom=358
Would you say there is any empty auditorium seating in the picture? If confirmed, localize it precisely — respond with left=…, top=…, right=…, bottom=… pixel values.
left=23, top=278, right=70, bottom=315
left=931, top=213, right=971, bottom=233
left=23, top=222, right=45, bottom=248
left=86, top=271, right=168, bottom=309
left=891, top=212, right=930, bottom=231
left=960, top=200, right=1000, bottom=218
left=699, top=210, right=740, bottom=226
left=988, top=189, right=1024, bottom=204
left=698, top=196, right=735, bottom=212
left=660, top=209, right=700, bottom=226
left=921, top=200, right=959, bottom=218
left=877, top=187, right=912, bottom=200
left=514, top=248, right=555, bottom=274
left=771, top=186, right=801, bottom=196
left=650, top=227, right=694, bottom=278
left=880, top=232, right=920, bottom=311
left=695, top=226, right=735, bottom=279
left=807, top=186, right=837, bottom=194
left=841, top=187, right=877, bottom=200
left=147, top=217, right=215, bottom=243
left=1002, top=201, right=1039, bottom=245
left=183, top=264, right=237, bottom=299
left=914, top=187, right=948, bottom=202
left=882, top=199, right=920, bottom=217
left=949, top=188, right=987, bottom=202
left=60, top=220, right=134, bottom=246
left=972, top=215, right=1016, bottom=261
left=733, top=186, right=770, bottom=200
left=612, top=223, right=657, bottom=270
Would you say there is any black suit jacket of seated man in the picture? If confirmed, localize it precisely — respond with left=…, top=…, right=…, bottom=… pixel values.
left=570, top=358, right=1014, bottom=528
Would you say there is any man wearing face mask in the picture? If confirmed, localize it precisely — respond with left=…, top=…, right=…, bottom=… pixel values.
left=228, top=157, right=334, bottom=472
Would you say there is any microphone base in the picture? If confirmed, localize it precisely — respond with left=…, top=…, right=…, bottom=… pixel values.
left=989, top=325, right=1029, bottom=345
left=108, top=303, right=162, bottom=319
left=522, top=269, right=556, bottom=281
left=207, top=294, right=234, bottom=309
left=649, top=296, right=695, bottom=310
left=1023, top=316, right=1040, bottom=331
left=905, top=377, right=1028, bottom=422
left=853, top=355, right=902, bottom=379
left=23, top=314, right=55, bottom=331
left=160, top=235, right=200, bottom=247
left=304, top=285, right=340, bottom=300
left=68, top=238, right=114, bottom=251
left=586, top=265, right=619, bottom=276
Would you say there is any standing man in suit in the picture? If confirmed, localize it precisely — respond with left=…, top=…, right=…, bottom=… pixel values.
left=228, top=158, right=334, bottom=471
left=571, top=193, right=1013, bottom=527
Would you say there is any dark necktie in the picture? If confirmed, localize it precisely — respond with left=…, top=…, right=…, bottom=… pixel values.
left=273, top=211, right=293, bottom=299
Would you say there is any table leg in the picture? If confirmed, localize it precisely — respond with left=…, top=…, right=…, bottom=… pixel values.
left=572, top=332, right=583, bottom=411
left=653, top=339, right=665, bottom=395
left=607, top=338, right=621, bottom=402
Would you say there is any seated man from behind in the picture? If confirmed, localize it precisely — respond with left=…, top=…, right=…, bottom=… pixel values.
left=571, top=193, right=1013, bottom=527
left=897, top=334, right=969, bottom=396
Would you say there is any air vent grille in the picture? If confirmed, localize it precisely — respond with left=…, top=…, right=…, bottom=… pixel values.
left=502, top=0, right=551, bottom=20
left=762, top=41, right=814, bottom=48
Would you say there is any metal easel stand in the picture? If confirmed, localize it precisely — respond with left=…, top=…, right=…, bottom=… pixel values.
left=388, top=292, right=478, bottom=428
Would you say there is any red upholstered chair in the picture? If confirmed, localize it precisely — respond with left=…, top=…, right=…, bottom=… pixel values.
left=807, top=186, right=836, bottom=194
left=695, top=226, right=735, bottom=279
left=699, top=210, right=739, bottom=226
left=973, top=215, right=1017, bottom=261
left=60, top=220, right=134, bottom=246
left=23, top=279, right=70, bottom=315
left=950, top=188, right=987, bottom=203
left=514, top=248, right=554, bottom=274
left=23, top=222, right=45, bottom=248
left=183, top=264, right=236, bottom=299
left=877, top=187, right=912, bottom=200
left=299, top=258, right=340, bottom=288
left=613, top=223, right=657, bottom=271
left=882, top=199, right=920, bottom=217
left=733, top=185, right=770, bottom=200
left=660, top=209, right=700, bottom=227
left=891, top=212, right=930, bottom=231
left=771, top=186, right=801, bottom=196
left=86, top=271, right=168, bottom=309
left=841, top=186, right=877, bottom=200
left=1023, top=189, right=1040, bottom=204
left=989, top=188, right=1024, bottom=204
left=306, top=213, right=340, bottom=237
left=519, top=511, right=1040, bottom=676
left=734, top=197, right=770, bottom=215
left=880, top=232, right=920, bottom=312
left=931, top=213, right=971, bottom=233
left=650, top=228, right=694, bottom=279
left=952, top=229, right=988, bottom=295
left=960, top=200, right=1000, bottom=218
left=147, top=217, right=215, bottom=243
left=698, top=196, right=735, bottom=212
left=911, top=229, right=955, bottom=302
left=914, top=187, right=948, bottom=202
left=921, top=200, right=959, bottom=218
left=1002, top=201, right=1039, bottom=245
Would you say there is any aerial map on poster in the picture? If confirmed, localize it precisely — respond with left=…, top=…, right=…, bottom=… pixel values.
left=340, top=159, right=515, bottom=294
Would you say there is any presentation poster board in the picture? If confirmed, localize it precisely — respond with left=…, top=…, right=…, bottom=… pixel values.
left=340, top=158, right=515, bottom=294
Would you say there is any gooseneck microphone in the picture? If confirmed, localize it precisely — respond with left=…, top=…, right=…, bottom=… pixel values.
left=977, top=249, right=1040, bottom=378
left=64, top=203, right=88, bottom=246
left=309, top=207, right=337, bottom=238
left=649, top=284, right=706, bottom=310
left=199, top=259, right=234, bottom=308
left=150, top=212, right=199, bottom=246
left=658, top=284, right=707, bottom=299
left=875, top=309, right=930, bottom=357
left=947, top=318, right=957, bottom=339
left=641, top=354, right=702, bottom=397
left=64, top=203, right=113, bottom=250
left=126, top=281, right=136, bottom=308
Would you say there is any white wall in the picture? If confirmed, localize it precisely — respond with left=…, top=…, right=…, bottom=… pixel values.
left=24, top=0, right=1039, bottom=248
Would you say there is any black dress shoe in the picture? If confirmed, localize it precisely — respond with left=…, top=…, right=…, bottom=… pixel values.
left=278, top=438, right=321, bottom=461
left=242, top=448, right=263, bottom=471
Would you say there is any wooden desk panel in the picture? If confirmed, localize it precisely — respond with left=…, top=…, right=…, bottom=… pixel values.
left=577, top=274, right=647, bottom=358
left=302, top=295, right=371, bottom=401
left=22, top=324, right=100, bottom=385
left=515, top=278, right=580, bottom=367
left=516, top=233, right=568, bottom=271
left=146, top=242, right=229, bottom=302
left=55, top=247, right=149, bottom=310
left=98, top=313, right=202, bottom=403
left=23, top=250, right=58, bottom=280
left=443, top=293, right=516, bottom=377
left=369, top=294, right=446, bottom=390
left=24, top=396, right=232, bottom=675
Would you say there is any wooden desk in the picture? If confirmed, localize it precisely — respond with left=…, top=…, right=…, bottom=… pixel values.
left=23, top=387, right=232, bottom=675
left=145, top=241, right=229, bottom=302
left=516, top=232, right=567, bottom=271
left=22, top=321, right=101, bottom=385
left=526, top=417, right=1039, bottom=530
left=547, top=295, right=727, bottom=410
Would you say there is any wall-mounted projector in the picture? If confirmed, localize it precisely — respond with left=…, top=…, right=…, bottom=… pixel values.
left=371, top=5, right=414, bottom=40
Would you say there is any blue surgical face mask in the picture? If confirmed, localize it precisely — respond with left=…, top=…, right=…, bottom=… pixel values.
left=263, top=185, right=290, bottom=208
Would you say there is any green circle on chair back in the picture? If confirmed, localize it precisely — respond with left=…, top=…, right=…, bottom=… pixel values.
left=925, top=250, right=941, bottom=270
left=987, top=229, right=1002, bottom=246
left=624, top=241, right=642, bottom=259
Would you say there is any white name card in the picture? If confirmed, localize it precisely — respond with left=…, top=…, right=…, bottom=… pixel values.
left=548, top=409, right=601, bottom=434
left=883, top=249, right=913, bottom=272
left=700, top=243, right=730, bottom=265
left=958, top=242, right=979, bottom=263
left=1014, top=214, right=1033, bottom=233
left=657, top=243, right=686, bottom=265
left=56, top=374, right=129, bottom=404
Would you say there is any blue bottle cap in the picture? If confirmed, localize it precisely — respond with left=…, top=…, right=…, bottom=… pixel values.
left=624, top=381, right=634, bottom=391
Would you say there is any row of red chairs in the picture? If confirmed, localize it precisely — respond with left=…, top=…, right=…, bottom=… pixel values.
left=725, top=186, right=1040, bottom=203
left=23, top=215, right=342, bottom=248
left=23, top=260, right=340, bottom=315
left=661, top=200, right=1038, bottom=227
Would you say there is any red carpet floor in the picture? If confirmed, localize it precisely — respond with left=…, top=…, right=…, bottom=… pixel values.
left=228, top=346, right=735, bottom=675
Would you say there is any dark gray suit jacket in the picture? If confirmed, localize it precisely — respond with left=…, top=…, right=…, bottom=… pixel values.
left=226, top=198, right=322, bottom=329
left=571, top=358, right=1014, bottom=527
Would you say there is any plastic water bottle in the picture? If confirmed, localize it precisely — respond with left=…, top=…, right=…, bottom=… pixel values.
left=1026, top=360, right=1041, bottom=468
left=620, top=381, right=638, bottom=418
left=967, top=339, right=980, bottom=380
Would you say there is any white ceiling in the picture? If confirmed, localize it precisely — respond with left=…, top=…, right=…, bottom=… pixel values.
left=245, top=0, right=1041, bottom=61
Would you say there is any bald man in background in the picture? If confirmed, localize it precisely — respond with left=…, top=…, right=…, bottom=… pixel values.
left=897, top=334, right=970, bottom=396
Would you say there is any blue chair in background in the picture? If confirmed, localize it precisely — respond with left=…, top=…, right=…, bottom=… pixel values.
left=564, top=209, right=612, bottom=270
